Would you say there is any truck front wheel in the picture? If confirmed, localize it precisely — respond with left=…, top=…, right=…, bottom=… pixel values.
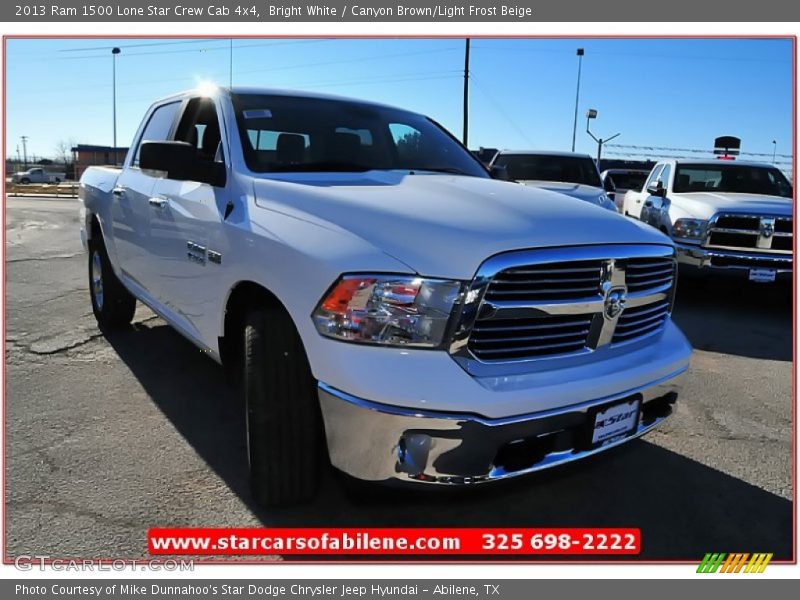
left=20, top=178, right=30, bottom=184
left=243, top=306, right=323, bottom=506
left=88, top=236, right=136, bottom=329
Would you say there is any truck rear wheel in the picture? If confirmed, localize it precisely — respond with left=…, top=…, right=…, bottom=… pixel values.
left=243, top=306, right=323, bottom=506
left=88, top=235, right=136, bottom=329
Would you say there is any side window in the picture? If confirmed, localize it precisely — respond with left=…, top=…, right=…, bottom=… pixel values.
left=644, top=165, right=664, bottom=190
left=658, top=165, right=672, bottom=190
left=133, top=101, right=181, bottom=166
left=174, top=97, right=225, bottom=163
left=389, top=122, right=455, bottom=167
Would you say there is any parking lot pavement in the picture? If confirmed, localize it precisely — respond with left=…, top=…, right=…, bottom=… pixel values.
left=4, top=195, right=793, bottom=561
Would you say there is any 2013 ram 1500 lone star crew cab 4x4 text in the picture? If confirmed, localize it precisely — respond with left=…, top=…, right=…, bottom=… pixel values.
left=79, top=87, right=692, bottom=505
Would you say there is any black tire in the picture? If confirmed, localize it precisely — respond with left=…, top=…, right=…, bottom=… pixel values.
left=243, top=306, right=323, bottom=506
left=20, top=178, right=30, bottom=184
left=54, top=178, right=61, bottom=183
left=88, top=235, right=136, bottom=329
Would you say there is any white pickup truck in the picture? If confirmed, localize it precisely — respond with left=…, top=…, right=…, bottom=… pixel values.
left=11, top=167, right=65, bottom=184
left=79, top=87, right=691, bottom=505
left=622, top=159, right=793, bottom=282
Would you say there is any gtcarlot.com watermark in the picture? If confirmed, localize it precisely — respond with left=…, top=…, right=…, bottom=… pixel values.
left=13, top=555, right=194, bottom=572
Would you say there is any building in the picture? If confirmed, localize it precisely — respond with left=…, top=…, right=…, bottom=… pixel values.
left=71, top=145, right=129, bottom=180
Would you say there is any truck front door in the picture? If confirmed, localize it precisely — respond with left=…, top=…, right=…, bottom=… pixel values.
left=147, top=96, right=230, bottom=348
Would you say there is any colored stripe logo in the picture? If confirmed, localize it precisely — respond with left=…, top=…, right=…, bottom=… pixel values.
left=697, top=553, right=772, bottom=573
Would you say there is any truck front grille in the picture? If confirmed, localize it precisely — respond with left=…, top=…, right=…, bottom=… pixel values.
left=469, top=314, right=593, bottom=361
left=612, top=300, right=670, bottom=344
left=456, top=246, right=676, bottom=365
left=705, top=213, right=792, bottom=254
left=482, top=260, right=603, bottom=303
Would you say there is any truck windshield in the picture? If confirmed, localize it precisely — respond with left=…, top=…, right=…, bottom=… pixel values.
left=673, top=164, right=792, bottom=198
left=493, top=154, right=602, bottom=187
left=231, top=93, right=488, bottom=177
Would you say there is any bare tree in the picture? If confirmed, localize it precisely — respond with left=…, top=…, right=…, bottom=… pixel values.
left=53, top=138, right=76, bottom=167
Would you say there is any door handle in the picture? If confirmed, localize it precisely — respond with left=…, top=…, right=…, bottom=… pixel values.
left=148, top=197, right=168, bottom=209
left=112, top=187, right=126, bottom=198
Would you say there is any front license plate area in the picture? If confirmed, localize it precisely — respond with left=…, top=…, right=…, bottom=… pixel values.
left=749, top=268, right=776, bottom=283
left=585, top=397, right=642, bottom=449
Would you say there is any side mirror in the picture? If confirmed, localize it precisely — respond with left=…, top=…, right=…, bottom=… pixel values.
left=646, top=182, right=666, bottom=197
left=489, top=164, right=510, bottom=181
left=140, top=140, right=226, bottom=187
left=140, top=141, right=196, bottom=181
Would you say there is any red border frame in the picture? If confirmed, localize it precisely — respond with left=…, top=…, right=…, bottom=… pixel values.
left=1, top=33, right=796, bottom=567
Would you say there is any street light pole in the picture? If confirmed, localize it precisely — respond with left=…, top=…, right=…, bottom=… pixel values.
left=585, top=109, right=620, bottom=166
left=571, top=48, right=584, bottom=152
left=772, top=139, right=777, bottom=164
left=463, top=37, right=470, bottom=147
left=112, top=47, right=121, bottom=162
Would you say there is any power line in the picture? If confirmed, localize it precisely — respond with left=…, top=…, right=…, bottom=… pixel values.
left=607, top=143, right=793, bottom=159
left=469, top=74, right=534, bottom=147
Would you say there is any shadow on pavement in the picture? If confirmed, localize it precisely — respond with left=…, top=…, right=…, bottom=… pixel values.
left=104, top=320, right=793, bottom=561
left=672, top=269, right=792, bottom=362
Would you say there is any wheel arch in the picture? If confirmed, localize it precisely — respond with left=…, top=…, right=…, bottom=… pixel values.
left=218, top=280, right=294, bottom=379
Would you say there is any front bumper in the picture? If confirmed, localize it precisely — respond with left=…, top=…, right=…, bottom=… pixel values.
left=675, top=242, right=792, bottom=273
left=319, top=368, right=686, bottom=485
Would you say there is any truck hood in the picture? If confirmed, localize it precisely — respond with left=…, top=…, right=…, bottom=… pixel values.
left=252, top=172, right=669, bottom=280
left=673, top=192, right=793, bottom=220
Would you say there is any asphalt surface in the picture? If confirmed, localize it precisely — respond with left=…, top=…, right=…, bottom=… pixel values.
left=4, top=195, right=793, bottom=561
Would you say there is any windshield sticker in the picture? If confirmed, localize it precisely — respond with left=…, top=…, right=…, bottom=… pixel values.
left=243, top=109, right=273, bottom=119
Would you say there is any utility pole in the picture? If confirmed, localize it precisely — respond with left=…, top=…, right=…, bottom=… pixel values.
left=571, top=48, right=584, bottom=152
left=229, top=39, right=234, bottom=88
left=463, top=37, right=470, bottom=147
left=21, top=136, right=28, bottom=169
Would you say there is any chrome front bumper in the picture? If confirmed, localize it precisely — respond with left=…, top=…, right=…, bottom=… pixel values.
left=318, top=368, right=687, bottom=485
left=674, top=242, right=792, bottom=273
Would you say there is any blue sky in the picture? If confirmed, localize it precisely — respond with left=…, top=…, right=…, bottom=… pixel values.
left=4, top=37, right=794, bottom=168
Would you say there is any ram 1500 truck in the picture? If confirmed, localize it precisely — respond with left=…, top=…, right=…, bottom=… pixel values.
left=79, top=87, right=692, bottom=505
left=624, top=159, right=793, bottom=282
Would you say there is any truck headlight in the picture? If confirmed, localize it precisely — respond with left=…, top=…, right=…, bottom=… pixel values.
left=672, top=218, right=708, bottom=240
left=313, top=275, right=463, bottom=347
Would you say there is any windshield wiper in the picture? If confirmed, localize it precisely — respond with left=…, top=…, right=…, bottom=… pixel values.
left=270, top=162, right=373, bottom=173
left=406, top=166, right=472, bottom=176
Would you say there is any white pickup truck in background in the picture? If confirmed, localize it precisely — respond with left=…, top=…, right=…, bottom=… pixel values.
left=79, top=87, right=691, bottom=505
left=623, top=159, right=793, bottom=282
left=11, top=167, right=65, bottom=184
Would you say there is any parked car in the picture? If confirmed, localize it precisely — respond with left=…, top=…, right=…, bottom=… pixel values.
left=490, top=150, right=618, bottom=211
left=600, top=169, right=649, bottom=212
left=79, top=87, right=691, bottom=505
left=11, top=167, right=65, bottom=184
left=627, top=159, right=792, bottom=282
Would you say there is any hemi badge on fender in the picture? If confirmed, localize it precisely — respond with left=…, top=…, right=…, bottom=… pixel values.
left=208, top=250, right=222, bottom=265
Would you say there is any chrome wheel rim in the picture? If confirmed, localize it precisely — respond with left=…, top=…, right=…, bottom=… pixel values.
left=91, top=250, right=104, bottom=311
